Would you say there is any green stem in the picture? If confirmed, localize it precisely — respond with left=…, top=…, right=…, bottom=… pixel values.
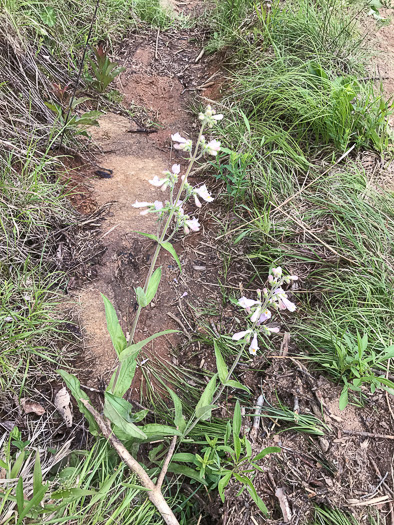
left=129, top=124, right=205, bottom=344
left=182, top=284, right=281, bottom=439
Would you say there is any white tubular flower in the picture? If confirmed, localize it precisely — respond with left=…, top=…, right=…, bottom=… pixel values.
left=172, top=133, right=192, bottom=152
left=251, top=307, right=262, bottom=323
left=194, top=194, right=202, bottom=208
left=206, top=139, right=221, bottom=156
left=257, top=309, right=272, bottom=325
left=238, top=297, right=260, bottom=309
left=232, top=329, right=252, bottom=341
left=284, top=275, right=299, bottom=284
left=262, top=325, right=280, bottom=335
left=171, top=132, right=187, bottom=143
left=274, top=288, right=297, bottom=312
left=249, top=333, right=259, bottom=355
left=132, top=200, right=163, bottom=216
left=185, top=217, right=200, bottom=232
left=272, top=267, right=283, bottom=279
left=132, top=201, right=152, bottom=208
left=149, top=175, right=167, bottom=188
left=172, top=164, right=181, bottom=175
left=194, top=184, right=214, bottom=203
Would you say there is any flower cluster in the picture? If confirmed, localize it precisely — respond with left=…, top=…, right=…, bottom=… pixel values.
left=232, top=267, right=298, bottom=355
left=132, top=106, right=222, bottom=237
left=198, top=105, right=224, bottom=128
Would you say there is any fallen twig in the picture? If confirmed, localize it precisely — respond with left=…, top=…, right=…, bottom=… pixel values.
left=343, top=429, right=394, bottom=440
left=80, top=399, right=180, bottom=525
left=275, top=487, right=292, bottom=522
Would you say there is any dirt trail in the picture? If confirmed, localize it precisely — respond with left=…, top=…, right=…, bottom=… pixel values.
left=71, top=21, right=223, bottom=390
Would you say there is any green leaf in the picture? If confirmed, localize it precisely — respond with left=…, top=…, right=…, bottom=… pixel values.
left=171, top=453, right=195, bottom=463
left=135, top=231, right=158, bottom=242
left=51, top=488, right=97, bottom=500
left=145, top=267, right=162, bottom=306
left=101, top=294, right=127, bottom=356
left=40, top=7, right=57, bottom=26
left=10, top=451, right=25, bottom=479
left=218, top=471, right=232, bottom=502
left=233, top=401, right=242, bottom=461
left=17, top=484, right=48, bottom=524
left=119, top=330, right=178, bottom=361
left=248, top=487, right=268, bottom=515
left=16, top=477, right=24, bottom=516
left=214, top=341, right=228, bottom=384
left=225, top=380, right=251, bottom=393
left=57, top=370, right=98, bottom=434
left=170, top=397, right=187, bottom=434
left=107, top=358, right=137, bottom=397
left=195, top=374, right=217, bottom=421
left=135, top=287, right=148, bottom=307
left=160, top=241, right=182, bottom=272
left=33, top=451, right=42, bottom=495
left=245, top=438, right=252, bottom=459
left=253, top=446, right=281, bottom=461
left=141, top=424, right=182, bottom=439
left=168, top=387, right=186, bottom=433
left=165, top=463, right=207, bottom=485
left=104, top=393, right=147, bottom=440
left=132, top=409, right=149, bottom=423
left=339, top=387, right=349, bottom=410
left=195, top=404, right=217, bottom=420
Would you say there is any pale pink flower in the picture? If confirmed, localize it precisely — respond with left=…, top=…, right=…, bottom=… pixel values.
left=213, top=114, right=224, bottom=121
left=185, top=217, right=200, bottom=232
left=251, top=307, right=262, bottom=323
left=262, top=325, right=280, bottom=335
left=232, top=330, right=251, bottom=341
left=149, top=175, right=167, bottom=188
left=172, top=164, right=181, bottom=175
left=279, top=297, right=297, bottom=312
left=249, top=333, right=259, bottom=355
left=206, top=139, right=221, bottom=156
left=153, top=201, right=163, bottom=210
left=171, top=133, right=187, bottom=144
left=257, top=309, right=272, bottom=325
left=195, top=184, right=214, bottom=203
left=132, top=201, right=152, bottom=208
left=238, top=297, right=260, bottom=309
left=272, top=267, right=282, bottom=279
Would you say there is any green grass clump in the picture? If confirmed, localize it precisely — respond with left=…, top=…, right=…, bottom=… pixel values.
left=213, top=0, right=394, bottom=404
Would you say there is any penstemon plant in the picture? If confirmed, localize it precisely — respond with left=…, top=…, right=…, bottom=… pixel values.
left=57, top=108, right=298, bottom=525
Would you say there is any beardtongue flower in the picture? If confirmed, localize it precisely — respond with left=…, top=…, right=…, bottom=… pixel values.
left=257, top=309, right=272, bottom=325
left=249, top=333, right=259, bottom=355
left=172, top=133, right=193, bottom=152
left=193, top=184, right=214, bottom=207
left=261, top=325, right=280, bottom=335
left=238, top=297, right=260, bottom=310
left=132, top=200, right=163, bottom=215
left=232, top=329, right=252, bottom=341
left=206, top=139, right=221, bottom=156
left=185, top=217, right=200, bottom=232
left=274, top=288, right=297, bottom=312
left=272, top=267, right=282, bottom=279
left=149, top=175, right=167, bottom=188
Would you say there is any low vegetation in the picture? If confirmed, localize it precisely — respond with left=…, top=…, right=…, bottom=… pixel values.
left=0, top=0, right=393, bottom=523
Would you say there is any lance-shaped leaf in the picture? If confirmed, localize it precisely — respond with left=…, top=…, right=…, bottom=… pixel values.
left=160, top=241, right=182, bottom=272
left=107, top=357, right=137, bottom=397
left=101, top=294, right=127, bottom=356
left=195, top=373, right=217, bottom=421
left=104, top=392, right=147, bottom=440
left=119, top=330, right=178, bottom=361
left=145, top=267, right=162, bottom=305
